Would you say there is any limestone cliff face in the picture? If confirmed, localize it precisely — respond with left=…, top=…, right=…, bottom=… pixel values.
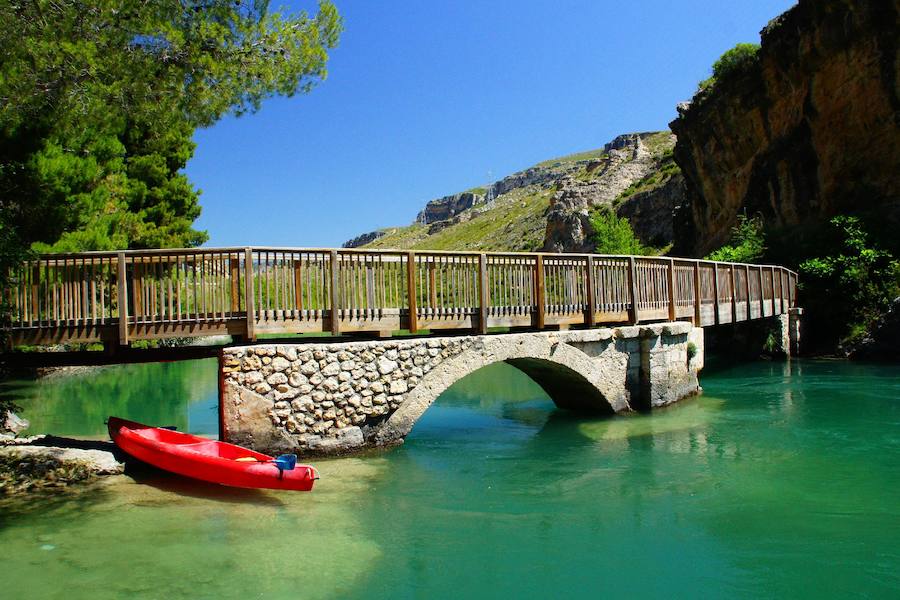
left=344, top=230, right=385, bottom=248
left=416, top=192, right=485, bottom=225
left=671, top=0, right=900, bottom=256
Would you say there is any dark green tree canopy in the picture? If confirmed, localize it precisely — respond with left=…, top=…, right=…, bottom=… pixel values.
left=0, top=0, right=342, bottom=252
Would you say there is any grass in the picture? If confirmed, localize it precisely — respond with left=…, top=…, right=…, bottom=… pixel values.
left=536, top=148, right=607, bottom=168
left=364, top=187, right=551, bottom=252
left=641, top=131, right=675, bottom=157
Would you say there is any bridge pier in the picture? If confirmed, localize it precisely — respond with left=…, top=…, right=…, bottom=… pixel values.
left=219, top=322, right=704, bottom=456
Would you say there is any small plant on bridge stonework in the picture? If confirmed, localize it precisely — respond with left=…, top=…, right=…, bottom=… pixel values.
left=687, top=342, right=698, bottom=361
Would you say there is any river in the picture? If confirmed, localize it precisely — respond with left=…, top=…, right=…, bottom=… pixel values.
left=1, top=358, right=897, bottom=599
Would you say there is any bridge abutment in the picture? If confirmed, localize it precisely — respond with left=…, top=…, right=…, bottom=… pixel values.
left=219, top=323, right=704, bottom=456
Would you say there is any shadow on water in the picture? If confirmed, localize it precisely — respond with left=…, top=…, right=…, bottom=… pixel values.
left=121, top=461, right=286, bottom=507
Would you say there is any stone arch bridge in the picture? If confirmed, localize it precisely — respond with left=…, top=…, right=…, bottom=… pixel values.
left=221, top=322, right=705, bottom=455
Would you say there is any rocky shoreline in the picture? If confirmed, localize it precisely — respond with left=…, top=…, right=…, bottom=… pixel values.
left=0, top=422, right=124, bottom=498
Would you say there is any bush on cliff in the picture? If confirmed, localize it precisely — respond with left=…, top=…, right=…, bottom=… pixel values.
left=698, top=43, right=760, bottom=92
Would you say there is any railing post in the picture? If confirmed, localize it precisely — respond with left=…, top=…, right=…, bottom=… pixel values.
left=712, top=262, right=720, bottom=326
left=293, top=259, right=304, bottom=313
left=730, top=263, right=738, bottom=323
left=243, top=248, right=256, bottom=341
left=693, top=260, right=702, bottom=325
left=428, top=260, right=437, bottom=313
left=758, top=266, right=765, bottom=317
left=627, top=256, right=640, bottom=325
left=116, top=251, right=129, bottom=347
left=778, top=267, right=787, bottom=314
left=229, top=257, right=240, bottom=313
left=330, top=250, right=341, bottom=336
left=30, top=262, right=39, bottom=326
left=406, top=251, right=418, bottom=334
left=584, top=256, right=595, bottom=327
left=131, top=258, right=143, bottom=320
left=667, top=258, right=677, bottom=322
left=789, top=272, right=795, bottom=308
left=478, top=253, right=490, bottom=334
left=745, top=264, right=751, bottom=318
left=770, top=266, right=777, bottom=315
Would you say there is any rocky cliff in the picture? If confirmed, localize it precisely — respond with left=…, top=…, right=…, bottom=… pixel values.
left=543, top=132, right=681, bottom=252
left=345, top=132, right=682, bottom=253
left=671, top=0, right=900, bottom=256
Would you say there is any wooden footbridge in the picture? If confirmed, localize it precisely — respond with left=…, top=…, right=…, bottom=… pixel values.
left=5, top=247, right=798, bottom=349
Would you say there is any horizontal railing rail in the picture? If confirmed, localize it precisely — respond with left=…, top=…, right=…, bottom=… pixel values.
left=4, top=247, right=798, bottom=347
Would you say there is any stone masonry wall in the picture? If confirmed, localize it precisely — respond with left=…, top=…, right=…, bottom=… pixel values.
left=220, top=323, right=704, bottom=456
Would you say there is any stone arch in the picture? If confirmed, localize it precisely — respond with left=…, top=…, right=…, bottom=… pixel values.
left=373, top=334, right=629, bottom=446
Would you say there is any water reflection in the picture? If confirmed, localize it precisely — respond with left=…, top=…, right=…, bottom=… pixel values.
left=2, top=359, right=219, bottom=438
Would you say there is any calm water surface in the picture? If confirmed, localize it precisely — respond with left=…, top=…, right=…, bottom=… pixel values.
left=1, top=358, right=898, bottom=599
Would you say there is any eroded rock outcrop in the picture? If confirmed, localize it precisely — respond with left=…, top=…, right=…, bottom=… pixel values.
left=416, top=191, right=485, bottom=224
left=671, top=0, right=900, bottom=256
left=343, top=230, right=386, bottom=248
left=543, top=132, right=681, bottom=252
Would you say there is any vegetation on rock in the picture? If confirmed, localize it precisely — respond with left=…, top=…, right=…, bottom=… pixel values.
left=589, top=209, right=656, bottom=256
left=798, top=216, right=900, bottom=347
left=697, top=43, right=760, bottom=92
left=705, top=215, right=766, bottom=263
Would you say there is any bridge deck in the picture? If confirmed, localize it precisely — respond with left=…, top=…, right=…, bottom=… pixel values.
left=5, top=247, right=797, bottom=347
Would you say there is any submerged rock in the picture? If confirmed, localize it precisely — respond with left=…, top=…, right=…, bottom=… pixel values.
left=0, top=443, right=124, bottom=496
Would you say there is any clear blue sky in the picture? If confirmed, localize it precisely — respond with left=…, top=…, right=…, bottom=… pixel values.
left=186, top=0, right=796, bottom=248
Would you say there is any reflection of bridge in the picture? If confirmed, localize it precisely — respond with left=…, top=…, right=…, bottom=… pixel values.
left=5, top=247, right=797, bottom=348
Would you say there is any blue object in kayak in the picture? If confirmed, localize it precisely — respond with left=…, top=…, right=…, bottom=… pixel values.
left=273, top=454, right=297, bottom=471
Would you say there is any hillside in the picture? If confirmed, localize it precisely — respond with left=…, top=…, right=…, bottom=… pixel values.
left=344, top=131, right=681, bottom=253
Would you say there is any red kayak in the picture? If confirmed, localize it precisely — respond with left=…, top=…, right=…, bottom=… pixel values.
left=108, top=417, right=319, bottom=491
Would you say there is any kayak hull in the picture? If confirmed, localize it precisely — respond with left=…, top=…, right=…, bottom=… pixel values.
left=108, top=417, right=318, bottom=491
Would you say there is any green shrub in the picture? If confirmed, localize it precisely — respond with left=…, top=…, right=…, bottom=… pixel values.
left=706, top=214, right=766, bottom=263
left=687, top=342, right=698, bottom=360
left=590, top=209, right=656, bottom=256
left=698, top=43, right=760, bottom=91
left=798, top=216, right=900, bottom=344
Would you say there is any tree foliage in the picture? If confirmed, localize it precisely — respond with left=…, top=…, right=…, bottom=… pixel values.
left=590, top=209, right=656, bottom=256
left=799, top=216, right=900, bottom=342
left=0, top=0, right=342, bottom=253
left=705, top=214, right=766, bottom=263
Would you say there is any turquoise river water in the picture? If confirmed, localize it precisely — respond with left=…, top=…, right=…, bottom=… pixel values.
left=1, top=357, right=898, bottom=599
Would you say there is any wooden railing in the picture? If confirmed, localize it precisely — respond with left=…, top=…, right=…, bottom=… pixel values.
left=4, top=247, right=798, bottom=347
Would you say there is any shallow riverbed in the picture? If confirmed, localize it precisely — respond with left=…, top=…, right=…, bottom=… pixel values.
left=1, top=358, right=898, bottom=599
